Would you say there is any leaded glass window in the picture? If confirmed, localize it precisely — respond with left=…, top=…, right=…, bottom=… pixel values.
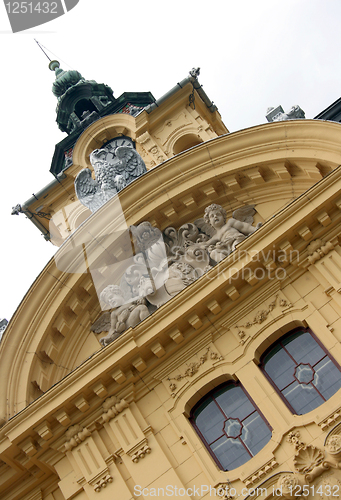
left=261, top=328, right=341, bottom=415
left=190, top=382, right=272, bottom=471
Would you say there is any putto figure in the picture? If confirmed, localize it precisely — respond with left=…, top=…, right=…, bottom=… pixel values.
left=74, top=146, right=147, bottom=212
left=97, top=285, right=150, bottom=346
left=195, top=204, right=262, bottom=262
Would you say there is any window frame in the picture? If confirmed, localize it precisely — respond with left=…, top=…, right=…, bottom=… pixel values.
left=260, top=327, right=341, bottom=415
left=189, top=380, right=272, bottom=471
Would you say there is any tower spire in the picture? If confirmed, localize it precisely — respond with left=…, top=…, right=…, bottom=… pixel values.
left=34, top=39, right=52, bottom=61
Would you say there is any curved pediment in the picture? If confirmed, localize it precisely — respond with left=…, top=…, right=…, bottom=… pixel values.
left=1, top=119, right=341, bottom=423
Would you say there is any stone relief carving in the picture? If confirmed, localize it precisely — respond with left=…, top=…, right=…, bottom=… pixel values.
left=276, top=430, right=341, bottom=499
left=287, top=430, right=305, bottom=450
left=325, top=434, right=341, bottom=457
left=64, top=424, right=91, bottom=451
left=215, top=481, right=236, bottom=500
left=244, top=458, right=278, bottom=487
left=75, top=146, right=147, bottom=212
left=306, top=239, right=335, bottom=264
left=194, top=204, right=261, bottom=263
left=97, top=286, right=150, bottom=347
left=91, top=203, right=261, bottom=346
left=293, top=445, right=325, bottom=474
left=277, top=474, right=303, bottom=498
left=234, top=294, right=292, bottom=343
left=319, top=408, right=341, bottom=431
left=167, top=346, right=223, bottom=396
left=266, top=105, right=305, bottom=122
left=101, top=396, right=129, bottom=422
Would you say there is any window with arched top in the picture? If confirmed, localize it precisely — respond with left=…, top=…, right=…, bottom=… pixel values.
left=190, top=382, right=272, bottom=471
left=261, top=328, right=341, bottom=415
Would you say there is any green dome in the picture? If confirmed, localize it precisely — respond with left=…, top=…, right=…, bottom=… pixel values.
left=49, top=60, right=83, bottom=98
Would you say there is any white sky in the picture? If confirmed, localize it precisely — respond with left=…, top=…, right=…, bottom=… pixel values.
left=1, top=0, right=341, bottom=321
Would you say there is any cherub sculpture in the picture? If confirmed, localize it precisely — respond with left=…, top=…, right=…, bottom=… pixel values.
left=194, top=204, right=262, bottom=262
left=92, top=285, right=150, bottom=346
left=74, top=146, right=147, bottom=213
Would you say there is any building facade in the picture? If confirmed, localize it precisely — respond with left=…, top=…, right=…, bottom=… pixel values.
left=2, top=68, right=341, bottom=500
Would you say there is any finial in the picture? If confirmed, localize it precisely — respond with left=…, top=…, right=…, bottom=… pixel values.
left=189, top=67, right=200, bottom=78
left=48, top=59, right=64, bottom=78
left=49, top=60, right=60, bottom=71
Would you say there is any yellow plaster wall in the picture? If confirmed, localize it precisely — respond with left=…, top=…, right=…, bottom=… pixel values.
left=2, top=119, right=341, bottom=499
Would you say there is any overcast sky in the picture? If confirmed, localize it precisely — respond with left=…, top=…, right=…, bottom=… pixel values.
left=1, top=0, right=341, bottom=321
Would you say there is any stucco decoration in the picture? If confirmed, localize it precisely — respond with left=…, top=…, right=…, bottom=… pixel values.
left=234, top=294, right=292, bottom=344
left=167, top=346, right=224, bottom=396
left=266, top=105, right=305, bottom=122
left=193, top=204, right=262, bottom=262
left=306, top=238, right=335, bottom=264
left=97, top=286, right=150, bottom=346
left=64, top=424, right=91, bottom=451
left=293, top=446, right=325, bottom=474
left=101, top=396, right=129, bottom=422
left=277, top=474, right=303, bottom=499
left=74, top=146, right=147, bottom=213
left=92, top=204, right=261, bottom=346
left=276, top=431, right=341, bottom=499
left=287, top=430, right=305, bottom=450
left=325, top=434, right=341, bottom=457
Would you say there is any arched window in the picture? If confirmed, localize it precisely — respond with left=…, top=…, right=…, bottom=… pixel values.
left=74, top=99, right=97, bottom=120
left=190, top=382, right=272, bottom=471
left=261, top=328, right=341, bottom=415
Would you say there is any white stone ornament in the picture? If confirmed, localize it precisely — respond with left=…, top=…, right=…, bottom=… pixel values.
left=74, top=145, right=147, bottom=213
left=92, top=205, right=262, bottom=346
left=266, top=104, right=305, bottom=122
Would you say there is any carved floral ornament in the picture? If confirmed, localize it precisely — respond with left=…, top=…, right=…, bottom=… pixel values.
left=234, top=294, right=292, bottom=344
left=275, top=431, right=341, bottom=498
left=167, top=346, right=224, bottom=396
left=92, top=203, right=264, bottom=346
